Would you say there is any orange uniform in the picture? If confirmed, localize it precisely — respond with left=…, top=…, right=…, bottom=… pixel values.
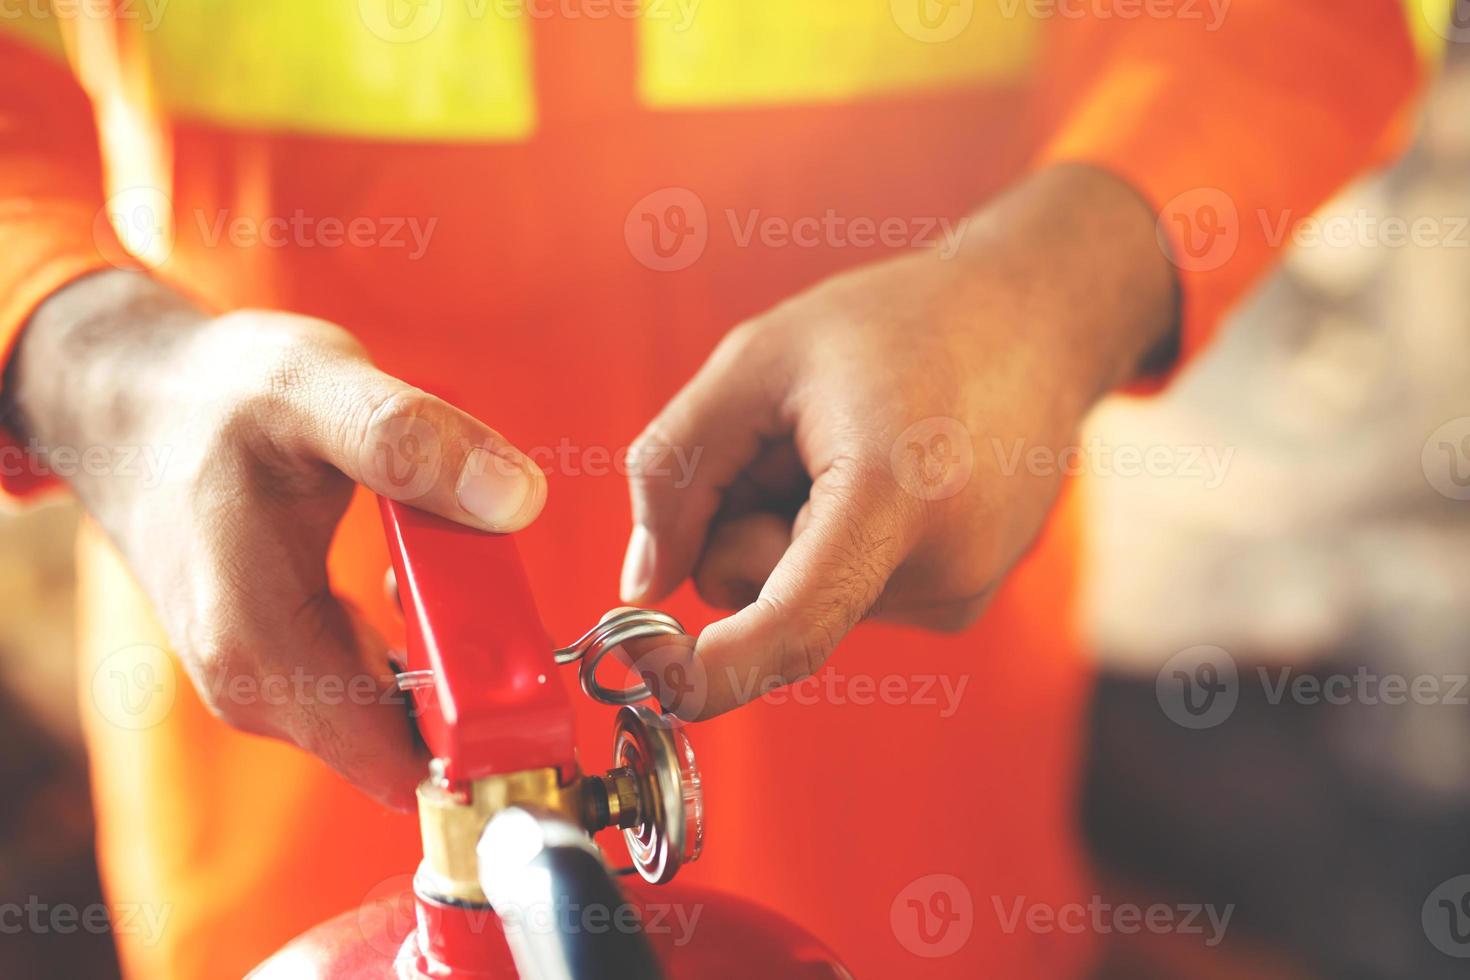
left=0, top=2, right=1436, bottom=977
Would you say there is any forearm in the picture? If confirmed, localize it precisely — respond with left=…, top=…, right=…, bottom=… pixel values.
left=2, top=270, right=208, bottom=498
left=1036, top=0, right=1421, bottom=359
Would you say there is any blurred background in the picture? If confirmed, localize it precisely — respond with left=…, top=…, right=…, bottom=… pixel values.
left=1, top=36, right=1466, bottom=980
left=1081, top=42, right=1470, bottom=980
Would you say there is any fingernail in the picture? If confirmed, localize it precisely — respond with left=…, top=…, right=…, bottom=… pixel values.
left=456, top=447, right=534, bottom=529
left=620, top=524, right=655, bottom=602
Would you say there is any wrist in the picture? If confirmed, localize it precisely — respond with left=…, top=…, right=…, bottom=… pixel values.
left=6, top=270, right=209, bottom=485
left=953, top=163, right=1180, bottom=413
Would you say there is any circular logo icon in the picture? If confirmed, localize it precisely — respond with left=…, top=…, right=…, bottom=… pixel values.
left=359, top=414, right=442, bottom=502
left=91, top=643, right=176, bottom=731
left=95, top=186, right=173, bottom=266
left=891, top=873, right=973, bottom=958
left=357, top=874, right=420, bottom=959
left=1422, top=417, right=1470, bottom=501
left=890, top=417, right=974, bottom=501
left=1156, top=645, right=1238, bottom=730
left=1157, top=188, right=1240, bottom=273
left=1424, top=874, right=1470, bottom=958
left=1419, top=0, right=1470, bottom=44
left=891, top=0, right=974, bottom=43
left=624, top=187, right=708, bottom=272
left=358, top=0, right=443, bottom=43
left=620, top=636, right=707, bottom=721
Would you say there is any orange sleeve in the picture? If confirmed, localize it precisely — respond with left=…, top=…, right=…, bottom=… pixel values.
left=0, top=29, right=140, bottom=501
left=1035, top=0, right=1429, bottom=373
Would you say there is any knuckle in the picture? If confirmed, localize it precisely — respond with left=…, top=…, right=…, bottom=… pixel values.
left=351, top=386, right=452, bottom=497
left=627, top=423, right=679, bottom=489
left=224, top=309, right=365, bottom=359
left=353, top=386, right=439, bottom=458
left=295, top=317, right=368, bottom=359
left=830, top=452, right=899, bottom=501
left=361, top=387, right=438, bottom=438
left=235, top=318, right=314, bottom=384
left=627, top=423, right=661, bottom=460
left=815, top=524, right=895, bottom=625
left=259, top=343, right=317, bottom=403
left=714, top=319, right=763, bottom=360
left=707, top=317, right=780, bottom=384
left=221, top=315, right=368, bottom=431
left=779, top=621, right=838, bottom=686
left=220, top=335, right=321, bottom=438
left=754, top=596, right=838, bottom=686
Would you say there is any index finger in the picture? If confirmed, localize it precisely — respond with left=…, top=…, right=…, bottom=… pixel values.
left=641, top=460, right=917, bottom=720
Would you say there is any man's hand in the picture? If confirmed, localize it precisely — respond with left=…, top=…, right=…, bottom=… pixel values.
left=5, top=271, right=546, bottom=808
left=621, top=164, right=1178, bottom=720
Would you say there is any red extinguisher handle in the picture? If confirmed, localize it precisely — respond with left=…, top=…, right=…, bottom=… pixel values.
left=379, top=496, right=579, bottom=784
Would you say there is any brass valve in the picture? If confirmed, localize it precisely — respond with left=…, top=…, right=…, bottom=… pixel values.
left=586, top=767, right=644, bottom=831
left=415, top=706, right=704, bottom=904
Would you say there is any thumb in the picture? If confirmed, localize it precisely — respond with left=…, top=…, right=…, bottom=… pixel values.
left=275, top=351, right=547, bottom=531
left=644, top=461, right=917, bottom=720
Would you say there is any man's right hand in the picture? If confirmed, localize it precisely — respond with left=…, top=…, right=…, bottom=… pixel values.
left=4, top=270, right=546, bottom=809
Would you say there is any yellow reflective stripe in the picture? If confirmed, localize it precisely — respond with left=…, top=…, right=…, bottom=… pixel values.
left=0, top=4, right=66, bottom=58
left=637, top=0, right=1038, bottom=109
left=1405, top=0, right=1455, bottom=63
left=143, top=1, right=535, bottom=141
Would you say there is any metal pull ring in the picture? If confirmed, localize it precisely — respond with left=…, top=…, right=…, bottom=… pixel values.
left=553, top=608, right=686, bottom=706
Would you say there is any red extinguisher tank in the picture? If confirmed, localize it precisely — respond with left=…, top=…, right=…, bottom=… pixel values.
left=250, top=500, right=851, bottom=980
left=250, top=880, right=849, bottom=979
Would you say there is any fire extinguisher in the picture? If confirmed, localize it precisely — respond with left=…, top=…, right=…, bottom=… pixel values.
left=248, top=498, right=852, bottom=979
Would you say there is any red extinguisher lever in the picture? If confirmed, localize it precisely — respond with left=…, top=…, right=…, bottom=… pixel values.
left=379, top=496, right=578, bottom=784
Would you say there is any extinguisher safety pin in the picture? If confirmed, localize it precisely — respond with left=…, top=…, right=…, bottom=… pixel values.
left=394, top=668, right=436, bottom=691
left=553, top=607, right=687, bottom=706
